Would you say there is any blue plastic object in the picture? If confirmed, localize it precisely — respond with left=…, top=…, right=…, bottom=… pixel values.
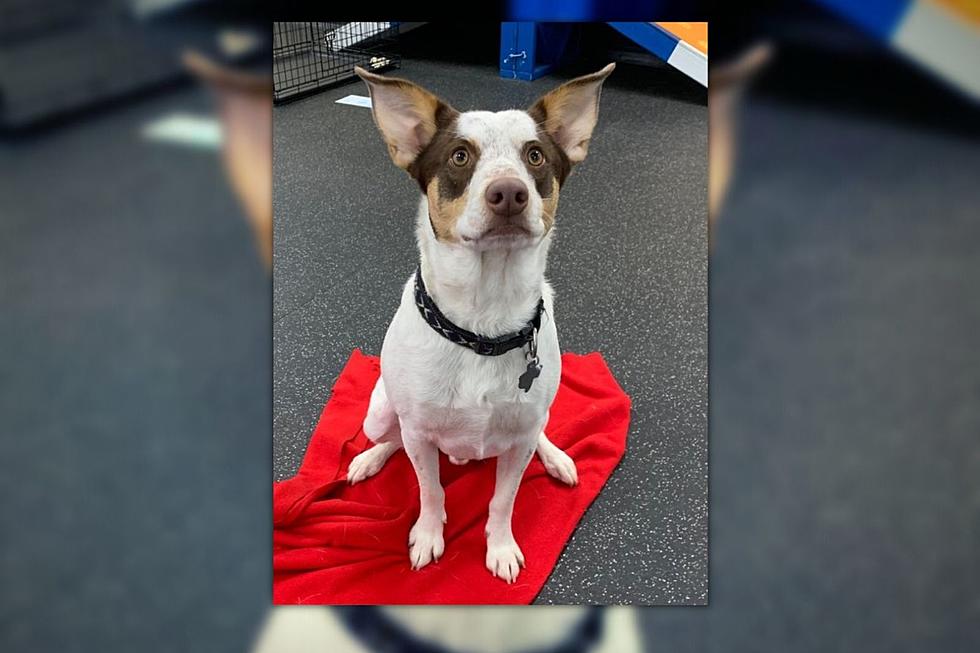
left=499, top=22, right=573, bottom=80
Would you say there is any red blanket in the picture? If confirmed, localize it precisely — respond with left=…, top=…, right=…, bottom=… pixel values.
left=273, top=349, right=630, bottom=604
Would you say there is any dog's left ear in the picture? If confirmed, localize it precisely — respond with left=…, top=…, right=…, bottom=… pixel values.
left=355, top=66, right=457, bottom=169
left=529, top=63, right=615, bottom=164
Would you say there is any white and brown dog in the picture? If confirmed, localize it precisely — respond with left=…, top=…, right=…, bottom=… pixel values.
left=346, top=63, right=614, bottom=583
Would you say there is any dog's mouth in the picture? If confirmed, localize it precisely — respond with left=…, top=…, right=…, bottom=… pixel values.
left=463, top=223, right=532, bottom=243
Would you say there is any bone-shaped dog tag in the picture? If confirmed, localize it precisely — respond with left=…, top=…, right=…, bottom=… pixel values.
left=518, top=359, right=542, bottom=392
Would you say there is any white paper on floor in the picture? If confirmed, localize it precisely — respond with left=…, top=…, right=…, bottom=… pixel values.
left=141, top=113, right=222, bottom=149
left=335, top=95, right=373, bottom=108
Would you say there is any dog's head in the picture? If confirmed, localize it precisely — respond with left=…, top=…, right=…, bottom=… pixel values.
left=355, top=64, right=614, bottom=250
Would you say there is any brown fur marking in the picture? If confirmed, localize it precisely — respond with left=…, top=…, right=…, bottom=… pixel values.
left=408, top=111, right=479, bottom=197
left=426, top=178, right=467, bottom=242
left=518, top=136, right=566, bottom=235
left=540, top=182, right=559, bottom=234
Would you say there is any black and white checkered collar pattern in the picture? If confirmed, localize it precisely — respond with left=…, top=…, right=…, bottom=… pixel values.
left=414, top=265, right=543, bottom=357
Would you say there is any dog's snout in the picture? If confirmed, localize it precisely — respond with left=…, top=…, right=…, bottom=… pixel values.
left=485, top=178, right=529, bottom=218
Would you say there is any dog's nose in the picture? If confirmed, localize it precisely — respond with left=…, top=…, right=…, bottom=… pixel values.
left=485, top=178, right=529, bottom=217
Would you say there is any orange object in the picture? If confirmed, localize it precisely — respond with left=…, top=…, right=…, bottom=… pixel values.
left=655, top=22, right=708, bottom=55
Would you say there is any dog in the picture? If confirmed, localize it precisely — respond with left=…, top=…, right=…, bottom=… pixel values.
left=344, top=63, right=613, bottom=583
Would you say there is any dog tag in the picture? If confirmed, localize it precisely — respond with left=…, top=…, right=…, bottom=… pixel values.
left=518, top=359, right=542, bottom=392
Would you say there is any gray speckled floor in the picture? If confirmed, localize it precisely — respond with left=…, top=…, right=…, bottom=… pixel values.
left=273, top=59, right=708, bottom=604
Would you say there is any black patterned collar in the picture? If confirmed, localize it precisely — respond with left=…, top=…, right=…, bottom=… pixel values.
left=414, top=265, right=543, bottom=358
left=334, top=606, right=604, bottom=653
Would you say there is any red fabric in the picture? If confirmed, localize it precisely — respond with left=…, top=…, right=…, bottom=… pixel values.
left=273, top=349, right=630, bottom=604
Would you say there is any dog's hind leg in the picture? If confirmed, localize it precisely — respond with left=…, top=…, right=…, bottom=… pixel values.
left=536, top=431, right=578, bottom=486
left=348, top=378, right=403, bottom=485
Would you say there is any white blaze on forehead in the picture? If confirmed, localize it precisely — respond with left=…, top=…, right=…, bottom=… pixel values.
left=455, top=110, right=539, bottom=155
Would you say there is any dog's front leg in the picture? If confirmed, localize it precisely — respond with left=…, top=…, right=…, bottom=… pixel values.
left=403, top=430, right=446, bottom=570
left=485, top=440, right=536, bottom=583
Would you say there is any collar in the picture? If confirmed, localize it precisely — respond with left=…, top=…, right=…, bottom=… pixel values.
left=334, top=606, right=604, bottom=653
left=414, top=265, right=544, bottom=357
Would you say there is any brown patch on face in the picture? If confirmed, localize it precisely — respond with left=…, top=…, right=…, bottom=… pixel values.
left=408, top=110, right=480, bottom=194
left=425, top=177, right=468, bottom=242
left=520, top=130, right=569, bottom=235
left=540, top=183, right=559, bottom=234
left=406, top=110, right=485, bottom=241
left=522, top=135, right=570, bottom=194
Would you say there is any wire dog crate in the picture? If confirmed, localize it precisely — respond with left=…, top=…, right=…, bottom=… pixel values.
left=273, top=22, right=400, bottom=103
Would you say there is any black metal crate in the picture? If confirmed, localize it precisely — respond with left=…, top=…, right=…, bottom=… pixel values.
left=273, top=22, right=400, bottom=103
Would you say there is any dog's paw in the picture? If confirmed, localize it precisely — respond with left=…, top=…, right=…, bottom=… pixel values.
left=448, top=456, right=469, bottom=465
left=408, top=518, right=445, bottom=570
left=347, top=444, right=391, bottom=485
left=486, top=537, right=525, bottom=584
left=538, top=440, right=578, bottom=486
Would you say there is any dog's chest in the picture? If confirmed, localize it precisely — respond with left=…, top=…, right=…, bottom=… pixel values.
left=381, top=272, right=560, bottom=459
left=402, top=353, right=551, bottom=460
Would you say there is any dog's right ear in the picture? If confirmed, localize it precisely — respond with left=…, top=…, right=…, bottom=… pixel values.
left=354, top=67, right=456, bottom=169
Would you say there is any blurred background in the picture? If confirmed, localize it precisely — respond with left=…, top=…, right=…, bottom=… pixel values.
left=1, top=1, right=978, bottom=652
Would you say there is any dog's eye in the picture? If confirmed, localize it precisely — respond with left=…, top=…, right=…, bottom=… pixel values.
left=526, top=147, right=545, bottom=167
left=450, top=148, right=469, bottom=166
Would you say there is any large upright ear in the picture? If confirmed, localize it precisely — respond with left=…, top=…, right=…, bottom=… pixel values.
left=354, top=66, right=456, bottom=169
left=528, top=63, right=615, bottom=164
